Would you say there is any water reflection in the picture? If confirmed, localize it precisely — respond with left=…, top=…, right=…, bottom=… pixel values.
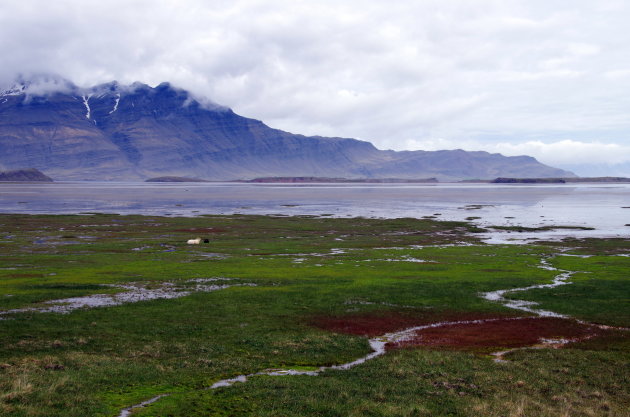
left=1, top=182, right=628, bottom=242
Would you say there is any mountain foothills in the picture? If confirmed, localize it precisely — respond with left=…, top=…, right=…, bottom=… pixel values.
left=0, top=168, right=52, bottom=182
left=0, top=77, right=573, bottom=181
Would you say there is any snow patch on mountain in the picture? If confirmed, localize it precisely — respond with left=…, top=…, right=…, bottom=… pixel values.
left=109, top=93, right=121, bottom=114
left=82, top=94, right=94, bottom=123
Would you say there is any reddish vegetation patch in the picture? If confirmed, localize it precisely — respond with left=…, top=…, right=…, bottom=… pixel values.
left=311, top=312, right=425, bottom=337
left=388, top=317, right=603, bottom=351
left=310, top=311, right=608, bottom=351
left=310, top=310, right=519, bottom=337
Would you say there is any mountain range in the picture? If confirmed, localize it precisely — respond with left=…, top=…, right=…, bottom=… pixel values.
left=0, top=76, right=574, bottom=181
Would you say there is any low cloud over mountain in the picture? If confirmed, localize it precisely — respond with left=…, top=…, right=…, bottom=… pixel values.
left=0, top=77, right=573, bottom=181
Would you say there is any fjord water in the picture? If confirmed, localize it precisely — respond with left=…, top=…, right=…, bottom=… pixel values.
left=0, top=182, right=628, bottom=242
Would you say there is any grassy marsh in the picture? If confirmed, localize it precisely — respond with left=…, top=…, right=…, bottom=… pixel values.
left=0, top=214, right=628, bottom=416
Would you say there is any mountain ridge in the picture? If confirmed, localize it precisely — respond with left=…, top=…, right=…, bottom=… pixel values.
left=0, top=76, right=574, bottom=181
left=0, top=168, right=53, bottom=182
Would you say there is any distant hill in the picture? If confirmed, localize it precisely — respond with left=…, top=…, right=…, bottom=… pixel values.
left=0, top=76, right=575, bottom=181
left=0, top=168, right=53, bottom=182
left=493, top=177, right=630, bottom=184
left=146, top=176, right=209, bottom=182
left=239, top=177, right=439, bottom=183
left=493, top=177, right=566, bottom=184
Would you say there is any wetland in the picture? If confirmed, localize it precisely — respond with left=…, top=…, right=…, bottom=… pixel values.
left=0, top=212, right=628, bottom=416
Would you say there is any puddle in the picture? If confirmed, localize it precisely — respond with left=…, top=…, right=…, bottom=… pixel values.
left=33, top=238, right=83, bottom=245
left=196, top=253, right=230, bottom=259
left=382, top=256, right=434, bottom=263
left=0, top=278, right=255, bottom=317
left=271, top=248, right=354, bottom=260
left=119, top=394, right=170, bottom=417
left=343, top=299, right=416, bottom=309
left=477, top=228, right=625, bottom=245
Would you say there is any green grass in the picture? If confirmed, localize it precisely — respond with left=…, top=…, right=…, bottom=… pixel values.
left=138, top=348, right=629, bottom=417
left=505, top=254, right=630, bottom=327
left=0, top=214, right=628, bottom=417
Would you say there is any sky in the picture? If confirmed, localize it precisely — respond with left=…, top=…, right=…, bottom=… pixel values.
left=1, top=0, right=629, bottom=176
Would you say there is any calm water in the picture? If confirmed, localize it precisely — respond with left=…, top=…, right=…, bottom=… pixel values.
left=0, top=182, right=628, bottom=243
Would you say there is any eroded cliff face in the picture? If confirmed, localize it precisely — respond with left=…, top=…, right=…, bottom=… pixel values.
left=0, top=78, right=574, bottom=181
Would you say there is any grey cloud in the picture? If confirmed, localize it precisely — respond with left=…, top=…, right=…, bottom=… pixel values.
left=1, top=0, right=629, bottom=169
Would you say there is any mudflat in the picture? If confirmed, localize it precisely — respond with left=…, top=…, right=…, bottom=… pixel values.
left=0, top=182, right=628, bottom=241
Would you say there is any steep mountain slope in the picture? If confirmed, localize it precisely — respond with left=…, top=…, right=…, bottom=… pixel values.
left=0, top=77, right=574, bottom=181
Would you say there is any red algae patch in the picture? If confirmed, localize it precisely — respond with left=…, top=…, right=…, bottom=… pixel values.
left=309, top=311, right=519, bottom=338
left=387, top=317, right=603, bottom=351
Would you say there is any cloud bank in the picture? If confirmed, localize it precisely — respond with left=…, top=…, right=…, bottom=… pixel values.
left=1, top=0, right=629, bottom=174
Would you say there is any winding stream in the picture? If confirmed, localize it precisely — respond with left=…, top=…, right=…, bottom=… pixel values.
left=480, top=257, right=572, bottom=318
left=0, top=278, right=254, bottom=318
left=117, top=252, right=609, bottom=416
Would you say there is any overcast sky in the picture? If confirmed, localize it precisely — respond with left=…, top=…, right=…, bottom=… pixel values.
left=1, top=0, right=629, bottom=175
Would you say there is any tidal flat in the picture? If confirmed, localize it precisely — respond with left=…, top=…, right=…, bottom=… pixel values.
left=0, top=214, right=628, bottom=417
